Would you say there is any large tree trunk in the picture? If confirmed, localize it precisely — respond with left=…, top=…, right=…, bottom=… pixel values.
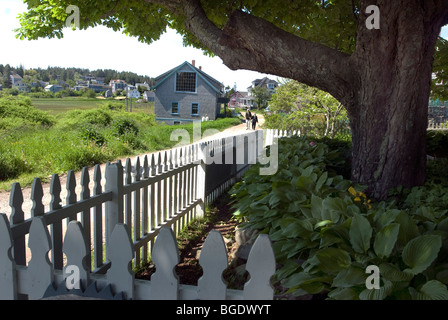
left=348, top=1, right=442, bottom=199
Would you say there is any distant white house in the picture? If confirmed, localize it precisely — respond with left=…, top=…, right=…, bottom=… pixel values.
left=45, top=84, right=64, bottom=93
left=136, top=82, right=151, bottom=91
left=127, top=89, right=141, bottom=99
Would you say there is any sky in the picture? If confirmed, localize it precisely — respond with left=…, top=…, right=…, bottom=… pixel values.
left=1, top=0, right=448, bottom=91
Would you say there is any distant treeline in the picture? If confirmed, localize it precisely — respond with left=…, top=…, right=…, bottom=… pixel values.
left=0, top=64, right=154, bottom=88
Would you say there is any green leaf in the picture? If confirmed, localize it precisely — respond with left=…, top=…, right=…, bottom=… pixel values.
left=402, top=234, right=442, bottom=275
left=315, top=171, right=328, bottom=192
left=327, top=287, right=360, bottom=300
left=322, top=197, right=345, bottom=223
left=349, top=214, right=372, bottom=254
left=316, top=247, right=351, bottom=274
left=395, top=211, right=420, bottom=247
left=374, top=223, right=400, bottom=258
left=332, top=266, right=366, bottom=288
left=359, top=279, right=393, bottom=300
left=311, top=194, right=323, bottom=219
left=379, top=263, right=414, bottom=282
left=409, top=280, right=448, bottom=300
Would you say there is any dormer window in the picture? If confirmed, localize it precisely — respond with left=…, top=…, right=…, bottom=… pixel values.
left=176, top=72, right=196, bottom=92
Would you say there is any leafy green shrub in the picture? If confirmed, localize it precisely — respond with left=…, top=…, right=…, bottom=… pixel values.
left=79, top=125, right=106, bottom=147
left=0, top=149, right=29, bottom=180
left=230, top=136, right=448, bottom=300
left=111, top=118, right=139, bottom=137
left=0, top=95, right=55, bottom=127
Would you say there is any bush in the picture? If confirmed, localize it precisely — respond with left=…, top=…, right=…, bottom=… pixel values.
left=230, top=136, right=448, bottom=300
left=79, top=125, right=106, bottom=147
left=111, top=118, right=139, bottom=137
left=0, top=95, right=55, bottom=128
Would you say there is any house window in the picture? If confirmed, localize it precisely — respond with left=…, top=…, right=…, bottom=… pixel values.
left=171, top=102, right=179, bottom=114
left=176, top=72, right=196, bottom=92
left=191, top=103, right=199, bottom=115
left=268, top=83, right=275, bottom=90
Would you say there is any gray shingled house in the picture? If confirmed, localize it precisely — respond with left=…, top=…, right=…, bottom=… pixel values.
left=152, top=60, right=225, bottom=125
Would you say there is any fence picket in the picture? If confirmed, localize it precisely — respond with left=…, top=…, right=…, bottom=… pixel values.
left=243, top=234, right=276, bottom=300
left=198, top=230, right=228, bottom=300
left=0, top=214, right=17, bottom=300
left=142, top=155, right=149, bottom=264
left=93, top=165, right=103, bottom=270
left=9, top=183, right=26, bottom=266
left=50, top=174, right=63, bottom=270
left=107, top=224, right=134, bottom=300
left=63, top=221, right=90, bottom=290
left=80, top=167, right=91, bottom=270
left=31, top=178, right=44, bottom=217
left=66, top=170, right=77, bottom=223
left=27, top=217, right=53, bottom=300
left=133, top=157, right=141, bottom=267
left=150, top=227, right=179, bottom=300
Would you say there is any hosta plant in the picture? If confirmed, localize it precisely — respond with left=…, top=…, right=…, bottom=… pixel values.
left=230, top=136, right=448, bottom=300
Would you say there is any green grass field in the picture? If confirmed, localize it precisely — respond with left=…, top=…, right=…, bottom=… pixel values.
left=31, top=97, right=154, bottom=115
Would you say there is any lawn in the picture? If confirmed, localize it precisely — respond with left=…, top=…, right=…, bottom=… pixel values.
left=31, top=96, right=154, bottom=115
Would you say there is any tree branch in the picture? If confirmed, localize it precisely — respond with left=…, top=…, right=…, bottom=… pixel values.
left=217, top=10, right=356, bottom=107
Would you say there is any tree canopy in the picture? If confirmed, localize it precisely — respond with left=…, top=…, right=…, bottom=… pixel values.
left=14, top=0, right=448, bottom=199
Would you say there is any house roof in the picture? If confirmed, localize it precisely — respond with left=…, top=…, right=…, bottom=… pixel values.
left=250, top=77, right=278, bottom=89
left=153, top=61, right=224, bottom=94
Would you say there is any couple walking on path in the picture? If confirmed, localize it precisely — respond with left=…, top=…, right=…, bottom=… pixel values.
left=245, top=108, right=259, bottom=130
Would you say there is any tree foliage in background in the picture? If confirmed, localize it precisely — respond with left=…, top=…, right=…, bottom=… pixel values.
left=265, top=80, right=349, bottom=139
left=432, top=37, right=448, bottom=101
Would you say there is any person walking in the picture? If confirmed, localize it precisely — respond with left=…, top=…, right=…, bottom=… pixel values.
left=245, top=108, right=252, bottom=130
left=252, top=113, right=259, bottom=130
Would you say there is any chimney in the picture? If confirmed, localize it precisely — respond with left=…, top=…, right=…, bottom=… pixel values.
left=192, top=60, right=196, bottom=67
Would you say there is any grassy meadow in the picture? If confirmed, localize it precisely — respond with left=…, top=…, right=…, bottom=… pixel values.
left=0, top=95, right=240, bottom=191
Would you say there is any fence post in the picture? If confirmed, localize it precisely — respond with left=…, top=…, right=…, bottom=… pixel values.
left=105, top=162, right=124, bottom=262
left=0, top=214, right=17, bottom=300
left=196, top=143, right=207, bottom=218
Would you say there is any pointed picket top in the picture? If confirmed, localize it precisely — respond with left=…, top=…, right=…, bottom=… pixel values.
left=106, top=224, right=134, bottom=300
left=244, top=234, right=276, bottom=300
left=198, top=230, right=228, bottom=300
left=134, top=156, right=141, bottom=181
left=172, top=148, right=178, bottom=168
left=143, top=155, right=149, bottom=179
left=63, top=221, right=90, bottom=290
left=9, top=182, right=24, bottom=224
left=50, top=174, right=62, bottom=211
left=28, top=216, right=53, bottom=300
left=178, top=147, right=184, bottom=167
left=162, top=151, right=167, bottom=172
left=151, top=227, right=180, bottom=300
left=31, top=178, right=44, bottom=217
left=93, top=164, right=102, bottom=195
left=168, top=149, right=174, bottom=170
left=0, top=214, right=17, bottom=300
left=81, top=167, right=90, bottom=200
left=156, top=152, right=163, bottom=174
left=125, top=158, right=132, bottom=185
left=66, top=170, right=77, bottom=205
left=149, top=153, right=156, bottom=177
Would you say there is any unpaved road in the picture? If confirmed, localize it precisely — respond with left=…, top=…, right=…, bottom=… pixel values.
left=0, top=113, right=265, bottom=219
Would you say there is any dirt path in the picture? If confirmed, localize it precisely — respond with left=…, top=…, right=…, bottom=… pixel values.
left=0, top=113, right=265, bottom=219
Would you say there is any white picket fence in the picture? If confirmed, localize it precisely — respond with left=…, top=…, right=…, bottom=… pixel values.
left=428, top=122, right=448, bottom=130
left=0, top=216, right=275, bottom=300
left=0, top=130, right=278, bottom=300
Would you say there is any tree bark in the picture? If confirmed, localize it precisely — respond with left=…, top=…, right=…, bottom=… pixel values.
left=347, top=0, right=446, bottom=199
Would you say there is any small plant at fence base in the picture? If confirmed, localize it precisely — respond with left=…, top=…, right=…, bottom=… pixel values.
left=230, top=135, right=448, bottom=300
